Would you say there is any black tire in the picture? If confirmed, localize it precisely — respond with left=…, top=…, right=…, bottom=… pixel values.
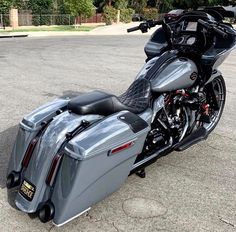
left=203, top=75, right=226, bottom=133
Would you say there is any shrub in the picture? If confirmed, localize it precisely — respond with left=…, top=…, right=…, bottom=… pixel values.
left=120, top=8, right=135, bottom=23
left=103, top=6, right=118, bottom=25
left=143, top=8, right=158, bottom=20
left=114, top=0, right=128, bottom=10
left=225, top=17, right=236, bottom=24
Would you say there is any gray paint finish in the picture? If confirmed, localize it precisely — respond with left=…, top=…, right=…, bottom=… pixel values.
left=7, top=99, right=71, bottom=175
left=136, top=56, right=198, bottom=92
left=51, top=111, right=150, bottom=225
left=150, top=58, right=198, bottom=92
left=65, top=111, right=149, bottom=160
left=15, top=112, right=102, bottom=213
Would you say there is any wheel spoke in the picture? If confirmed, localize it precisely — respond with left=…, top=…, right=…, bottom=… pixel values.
left=202, top=76, right=225, bottom=131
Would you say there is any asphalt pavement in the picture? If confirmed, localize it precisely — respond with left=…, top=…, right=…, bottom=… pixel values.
left=0, top=35, right=236, bottom=232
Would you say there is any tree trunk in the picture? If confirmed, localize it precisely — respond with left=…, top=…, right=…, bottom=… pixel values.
left=156, top=0, right=162, bottom=8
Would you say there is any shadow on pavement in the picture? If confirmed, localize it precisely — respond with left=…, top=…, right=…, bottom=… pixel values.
left=0, top=125, right=18, bottom=188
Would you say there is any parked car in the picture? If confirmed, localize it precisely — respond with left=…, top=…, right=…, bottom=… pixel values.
left=224, top=5, right=236, bottom=22
left=164, top=9, right=185, bottom=23
left=132, top=14, right=144, bottom=22
left=198, top=6, right=236, bottom=22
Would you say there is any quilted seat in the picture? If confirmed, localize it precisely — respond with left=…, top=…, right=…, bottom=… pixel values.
left=68, top=78, right=151, bottom=116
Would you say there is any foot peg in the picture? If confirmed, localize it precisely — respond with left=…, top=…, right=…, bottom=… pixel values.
left=136, top=169, right=146, bottom=178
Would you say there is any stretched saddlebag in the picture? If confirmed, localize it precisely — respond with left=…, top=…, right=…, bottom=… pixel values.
left=51, top=111, right=150, bottom=226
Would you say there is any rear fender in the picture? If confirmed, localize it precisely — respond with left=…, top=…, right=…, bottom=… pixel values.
left=14, top=111, right=102, bottom=213
left=7, top=98, right=69, bottom=175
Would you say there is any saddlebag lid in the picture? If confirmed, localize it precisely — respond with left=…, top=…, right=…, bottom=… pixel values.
left=64, top=111, right=150, bottom=160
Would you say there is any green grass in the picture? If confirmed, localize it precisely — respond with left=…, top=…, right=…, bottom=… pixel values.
left=4, top=25, right=99, bottom=32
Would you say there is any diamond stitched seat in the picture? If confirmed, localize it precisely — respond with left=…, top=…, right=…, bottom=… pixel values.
left=118, top=78, right=151, bottom=113
left=68, top=78, right=151, bottom=116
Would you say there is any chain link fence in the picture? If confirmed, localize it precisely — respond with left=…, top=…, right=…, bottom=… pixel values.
left=0, top=13, right=104, bottom=28
left=20, top=14, right=75, bottom=26
left=18, top=14, right=103, bottom=26
left=0, top=14, right=10, bottom=28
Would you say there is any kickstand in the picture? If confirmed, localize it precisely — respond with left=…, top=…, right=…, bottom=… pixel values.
left=136, top=168, right=146, bottom=178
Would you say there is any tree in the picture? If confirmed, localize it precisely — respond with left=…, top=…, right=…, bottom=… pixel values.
left=172, top=0, right=210, bottom=9
left=28, top=0, right=53, bottom=14
left=104, top=0, right=113, bottom=6
left=147, top=0, right=234, bottom=12
left=0, top=0, right=24, bottom=14
left=147, top=0, right=174, bottom=12
left=129, top=0, right=147, bottom=14
left=64, top=0, right=94, bottom=24
left=208, top=0, right=232, bottom=5
left=94, top=0, right=114, bottom=12
left=0, top=0, right=12, bottom=14
left=114, top=0, right=128, bottom=9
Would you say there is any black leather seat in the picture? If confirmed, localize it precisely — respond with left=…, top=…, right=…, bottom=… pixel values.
left=68, top=78, right=151, bottom=116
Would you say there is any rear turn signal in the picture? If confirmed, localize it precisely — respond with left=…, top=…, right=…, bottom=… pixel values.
left=110, top=141, right=135, bottom=155
left=46, top=154, right=62, bottom=186
left=22, top=138, right=38, bottom=168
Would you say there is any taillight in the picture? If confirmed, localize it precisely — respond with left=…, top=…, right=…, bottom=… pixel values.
left=110, top=141, right=135, bottom=155
left=22, top=138, right=38, bottom=168
left=46, top=154, right=62, bottom=186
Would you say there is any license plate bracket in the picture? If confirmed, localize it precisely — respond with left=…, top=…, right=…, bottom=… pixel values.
left=19, top=179, right=36, bottom=201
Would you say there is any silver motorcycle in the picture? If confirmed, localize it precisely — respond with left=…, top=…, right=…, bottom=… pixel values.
left=6, top=8, right=236, bottom=226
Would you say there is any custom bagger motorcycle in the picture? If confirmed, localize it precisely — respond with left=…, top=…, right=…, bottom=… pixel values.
left=6, top=7, right=236, bottom=226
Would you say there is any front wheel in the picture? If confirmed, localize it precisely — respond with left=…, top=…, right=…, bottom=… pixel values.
left=203, top=75, right=226, bottom=133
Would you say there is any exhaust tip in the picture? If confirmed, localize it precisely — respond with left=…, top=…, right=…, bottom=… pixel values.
left=38, top=201, right=55, bottom=223
left=6, top=172, right=20, bottom=189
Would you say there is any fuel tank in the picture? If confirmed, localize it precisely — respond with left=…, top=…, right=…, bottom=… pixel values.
left=137, top=55, right=198, bottom=93
left=151, top=58, right=198, bottom=92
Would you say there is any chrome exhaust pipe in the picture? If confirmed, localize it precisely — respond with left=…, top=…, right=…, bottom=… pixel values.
left=38, top=201, right=55, bottom=223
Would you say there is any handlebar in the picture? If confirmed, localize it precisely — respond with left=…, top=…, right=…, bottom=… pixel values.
left=198, top=19, right=211, bottom=30
left=127, top=20, right=163, bottom=33
left=212, top=27, right=228, bottom=38
left=127, top=26, right=140, bottom=33
left=198, top=19, right=228, bottom=38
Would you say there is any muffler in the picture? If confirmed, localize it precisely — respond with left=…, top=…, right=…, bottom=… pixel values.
left=175, top=127, right=208, bottom=151
left=6, top=171, right=21, bottom=189
left=38, top=201, right=55, bottom=223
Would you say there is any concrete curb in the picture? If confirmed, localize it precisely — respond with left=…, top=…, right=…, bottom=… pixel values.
left=0, top=34, right=28, bottom=38
left=0, top=23, right=235, bottom=38
left=0, top=23, right=156, bottom=38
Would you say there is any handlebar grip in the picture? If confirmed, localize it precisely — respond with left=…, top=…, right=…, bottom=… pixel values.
left=155, top=19, right=163, bottom=25
left=198, top=19, right=228, bottom=38
left=198, top=19, right=211, bottom=30
left=127, top=26, right=140, bottom=33
left=213, top=27, right=228, bottom=38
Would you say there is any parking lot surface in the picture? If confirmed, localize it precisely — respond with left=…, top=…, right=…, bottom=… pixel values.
left=0, top=36, right=236, bottom=232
